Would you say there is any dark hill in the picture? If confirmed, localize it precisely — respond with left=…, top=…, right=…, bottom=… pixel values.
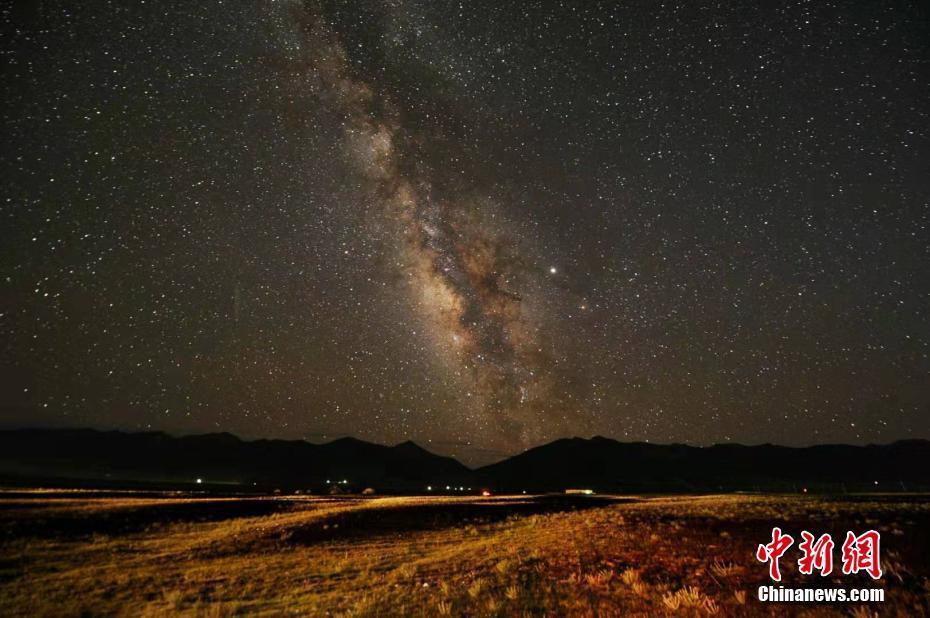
left=0, top=428, right=472, bottom=491
left=1, top=428, right=927, bottom=493
left=476, top=436, right=930, bottom=492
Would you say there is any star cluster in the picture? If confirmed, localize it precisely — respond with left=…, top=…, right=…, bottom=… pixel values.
left=2, top=1, right=928, bottom=464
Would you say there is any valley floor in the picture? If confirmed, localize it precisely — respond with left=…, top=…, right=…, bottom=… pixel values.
left=1, top=490, right=928, bottom=616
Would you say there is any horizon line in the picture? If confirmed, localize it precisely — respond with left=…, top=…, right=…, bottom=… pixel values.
left=1, top=424, right=926, bottom=469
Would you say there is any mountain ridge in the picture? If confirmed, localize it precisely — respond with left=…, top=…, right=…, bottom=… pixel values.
left=1, top=428, right=927, bottom=492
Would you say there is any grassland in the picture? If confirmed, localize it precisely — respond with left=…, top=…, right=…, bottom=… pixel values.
left=1, top=490, right=928, bottom=616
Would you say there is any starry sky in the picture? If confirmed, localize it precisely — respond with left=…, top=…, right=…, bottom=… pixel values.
left=2, top=0, right=928, bottom=465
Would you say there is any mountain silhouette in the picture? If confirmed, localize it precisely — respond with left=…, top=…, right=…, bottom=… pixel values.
left=0, top=428, right=471, bottom=491
left=476, top=435, right=930, bottom=492
left=0, top=428, right=928, bottom=493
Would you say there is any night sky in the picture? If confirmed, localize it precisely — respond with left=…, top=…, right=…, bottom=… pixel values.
left=2, top=1, right=928, bottom=465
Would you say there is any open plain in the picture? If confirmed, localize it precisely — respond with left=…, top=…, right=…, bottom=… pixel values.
left=1, top=490, right=928, bottom=616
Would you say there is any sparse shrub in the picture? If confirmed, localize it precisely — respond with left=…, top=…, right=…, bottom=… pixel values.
left=620, top=568, right=641, bottom=586
left=631, top=581, right=649, bottom=597
left=702, top=597, right=720, bottom=615
left=585, top=569, right=613, bottom=586
left=662, top=586, right=708, bottom=610
left=710, top=560, right=741, bottom=578
left=662, top=591, right=681, bottom=610
left=678, top=586, right=704, bottom=608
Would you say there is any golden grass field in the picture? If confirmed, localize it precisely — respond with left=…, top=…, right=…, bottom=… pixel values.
left=1, top=490, right=928, bottom=616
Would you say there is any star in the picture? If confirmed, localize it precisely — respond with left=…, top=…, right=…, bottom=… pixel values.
left=1, top=0, right=926, bottom=465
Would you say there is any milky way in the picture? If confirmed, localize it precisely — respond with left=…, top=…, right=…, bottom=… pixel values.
left=2, top=0, right=928, bottom=464
left=278, top=4, right=565, bottom=450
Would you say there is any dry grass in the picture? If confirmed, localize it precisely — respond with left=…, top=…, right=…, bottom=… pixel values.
left=0, top=491, right=928, bottom=616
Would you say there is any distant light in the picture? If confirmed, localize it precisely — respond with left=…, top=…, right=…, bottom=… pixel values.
left=326, top=479, right=331, bottom=484
left=549, top=266, right=557, bottom=274
left=445, top=485, right=450, bottom=490
left=427, top=485, right=432, bottom=491
left=481, top=490, right=491, bottom=497
left=196, top=478, right=203, bottom=485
